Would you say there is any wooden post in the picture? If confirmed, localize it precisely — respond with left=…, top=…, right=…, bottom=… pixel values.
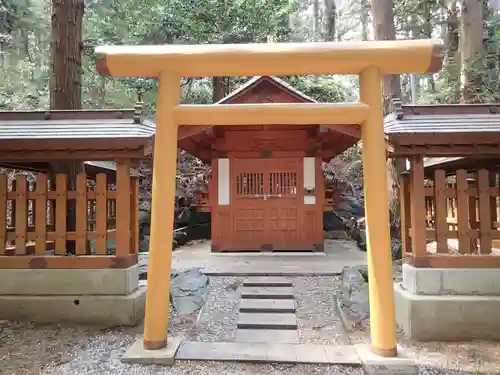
left=456, top=170, right=471, bottom=254
left=130, top=176, right=140, bottom=254
left=468, top=175, right=478, bottom=252
left=15, top=174, right=28, bottom=255
left=359, top=66, right=397, bottom=358
left=75, top=173, right=88, bottom=255
left=477, top=169, right=492, bottom=254
left=95, top=173, right=108, bottom=254
left=434, top=169, right=448, bottom=253
left=116, top=160, right=131, bottom=257
left=399, top=171, right=411, bottom=255
left=55, top=174, right=68, bottom=254
left=143, top=72, right=181, bottom=350
left=0, top=174, right=6, bottom=253
left=409, top=156, right=426, bottom=257
left=35, top=174, right=48, bottom=254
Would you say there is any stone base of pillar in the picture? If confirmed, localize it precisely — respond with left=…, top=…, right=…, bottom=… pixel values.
left=0, top=265, right=146, bottom=326
left=395, top=264, right=500, bottom=341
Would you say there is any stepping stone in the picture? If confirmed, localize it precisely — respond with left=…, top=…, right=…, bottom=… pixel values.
left=239, top=298, right=295, bottom=313
left=241, top=286, right=294, bottom=299
left=176, top=342, right=362, bottom=364
left=236, top=329, right=299, bottom=344
left=237, top=313, right=297, bottom=330
left=243, top=277, right=292, bottom=287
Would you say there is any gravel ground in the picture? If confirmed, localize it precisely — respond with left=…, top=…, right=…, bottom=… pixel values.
left=195, top=277, right=242, bottom=342
left=2, top=275, right=500, bottom=374
left=294, top=276, right=350, bottom=345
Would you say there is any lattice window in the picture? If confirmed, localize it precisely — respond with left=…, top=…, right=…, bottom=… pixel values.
left=269, top=172, right=297, bottom=196
left=236, top=173, right=264, bottom=196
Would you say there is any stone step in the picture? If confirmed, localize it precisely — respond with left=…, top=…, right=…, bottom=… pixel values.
left=239, top=298, right=295, bottom=313
left=243, top=277, right=293, bottom=287
left=241, top=286, right=294, bottom=300
left=235, top=329, right=299, bottom=344
left=176, top=342, right=362, bottom=365
left=237, top=313, right=297, bottom=330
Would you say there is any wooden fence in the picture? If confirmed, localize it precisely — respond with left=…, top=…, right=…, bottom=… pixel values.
left=0, top=170, right=139, bottom=269
left=401, top=166, right=500, bottom=268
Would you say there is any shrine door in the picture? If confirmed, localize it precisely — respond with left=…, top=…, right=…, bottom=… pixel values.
left=231, top=158, right=308, bottom=251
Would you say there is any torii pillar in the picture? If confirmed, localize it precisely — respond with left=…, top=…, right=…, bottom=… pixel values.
left=95, top=40, right=444, bottom=359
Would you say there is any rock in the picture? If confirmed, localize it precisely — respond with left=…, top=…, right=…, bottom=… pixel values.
left=391, top=238, right=402, bottom=260
left=323, top=212, right=345, bottom=231
left=338, top=265, right=370, bottom=320
left=356, top=229, right=367, bottom=251
left=174, top=230, right=189, bottom=246
left=171, top=268, right=209, bottom=315
left=335, top=196, right=365, bottom=219
left=139, top=235, right=150, bottom=253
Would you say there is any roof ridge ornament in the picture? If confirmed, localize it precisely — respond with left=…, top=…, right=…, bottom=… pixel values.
left=392, top=96, right=404, bottom=119
left=383, top=94, right=404, bottom=119
left=134, top=88, right=145, bottom=124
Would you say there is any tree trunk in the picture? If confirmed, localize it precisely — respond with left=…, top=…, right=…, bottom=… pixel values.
left=323, top=0, right=336, bottom=41
left=422, top=2, right=435, bottom=92
left=50, top=0, right=84, bottom=109
left=370, top=0, right=403, bottom=233
left=460, top=0, right=485, bottom=103
left=50, top=0, right=85, bottom=254
left=212, top=77, right=230, bottom=102
left=360, top=0, right=369, bottom=41
left=370, top=0, right=401, bottom=100
left=444, top=0, right=461, bottom=102
left=312, top=0, right=320, bottom=41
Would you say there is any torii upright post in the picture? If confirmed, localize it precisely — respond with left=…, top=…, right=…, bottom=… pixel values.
left=95, top=40, right=444, bottom=359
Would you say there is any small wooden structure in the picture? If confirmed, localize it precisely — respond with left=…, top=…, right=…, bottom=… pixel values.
left=0, top=109, right=154, bottom=268
left=179, top=76, right=360, bottom=252
left=385, top=102, right=500, bottom=268
left=96, top=39, right=444, bottom=357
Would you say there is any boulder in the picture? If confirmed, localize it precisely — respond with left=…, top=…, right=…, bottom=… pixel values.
left=335, top=196, right=365, bottom=219
left=323, top=212, right=346, bottom=231
left=139, top=235, right=150, bottom=253
left=171, top=268, right=209, bottom=315
left=338, top=265, right=370, bottom=321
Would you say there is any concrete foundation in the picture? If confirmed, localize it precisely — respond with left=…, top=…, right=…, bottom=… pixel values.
left=0, top=265, right=140, bottom=295
left=0, top=265, right=146, bottom=326
left=355, top=344, right=417, bottom=375
left=395, top=264, right=500, bottom=341
left=121, top=336, right=182, bottom=365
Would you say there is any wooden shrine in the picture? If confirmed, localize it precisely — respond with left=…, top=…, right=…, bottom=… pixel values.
left=0, top=108, right=154, bottom=268
left=385, top=102, right=500, bottom=268
left=179, top=76, right=360, bottom=252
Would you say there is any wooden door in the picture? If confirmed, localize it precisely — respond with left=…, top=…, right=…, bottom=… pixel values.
left=231, top=158, right=304, bottom=251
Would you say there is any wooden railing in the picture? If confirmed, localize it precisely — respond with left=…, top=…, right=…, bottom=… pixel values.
left=193, top=189, right=210, bottom=212
left=0, top=170, right=139, bottom=269
left=401, top=167, right=500, bottom=268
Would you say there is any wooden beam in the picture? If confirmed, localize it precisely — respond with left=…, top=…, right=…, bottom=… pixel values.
left=391, top=132, right=500, bottom=146
left=391, top=145, right=500, bottom=157
left=0, top=109, right=136, bottom=121
left=174, top=103, right=369, bottom=126
left=95, top=39, right=444, bottom=77
left=324, top=124, right=361, bottom=138
left=405, top=254, right=500, bottom=268
left=178, top=125, right=212, bottom=140
left=0, top=254, right=138, bottom=269
left=0, top=149, right=148, bottom=161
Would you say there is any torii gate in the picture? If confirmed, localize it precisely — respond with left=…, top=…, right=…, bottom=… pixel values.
left=95, top=40, right=444, bottom=358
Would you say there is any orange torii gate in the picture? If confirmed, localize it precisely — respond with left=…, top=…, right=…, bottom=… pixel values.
left=95, top=40, right=444, bottom=358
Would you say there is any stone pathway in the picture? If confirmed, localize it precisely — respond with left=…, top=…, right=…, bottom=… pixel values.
left=236, top=277, right=299, bottom=343
left=177, top=276, right=362, bottom=365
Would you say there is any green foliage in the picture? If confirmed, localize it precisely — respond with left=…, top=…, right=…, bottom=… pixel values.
left=283, top=75, right=347, bottom=102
